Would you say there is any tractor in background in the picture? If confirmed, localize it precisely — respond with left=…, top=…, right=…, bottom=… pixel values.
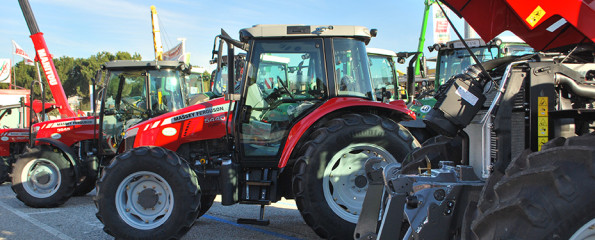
left=11, top=60, right=191, bottom=207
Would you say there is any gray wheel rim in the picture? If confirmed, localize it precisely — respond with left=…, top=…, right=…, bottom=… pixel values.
left=21, top=158, right=62, bottom=198
left=323, top=143, right=398, bottom=223
left=115, top=171, right=174, bottom=230
left=570, top=218, right=595, bottom=240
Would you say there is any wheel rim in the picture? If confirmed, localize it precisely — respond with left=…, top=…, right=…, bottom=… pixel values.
left=115, top=171, right=174, bottom=230
left=21, top=158, right=62, bottom=198
left=323, top=143, right=398, bottom=223
left=570, top=218, right=595, bottom=240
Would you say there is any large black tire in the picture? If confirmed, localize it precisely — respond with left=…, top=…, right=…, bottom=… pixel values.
left=95, top=146, right=201, bottom=240
left=72, top=174, right=97, bottom=196
left=471, top=134, right=595, bottom=239
left=292, top=113, right=419, bottom=239
left=11, top=146, right=75, bottom=207
left=0, top=156, right=10, bottom=184
left=198, top=194, right=216, bottom=217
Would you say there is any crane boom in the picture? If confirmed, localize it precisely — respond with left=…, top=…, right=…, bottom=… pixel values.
left=18, top=0, right=76, bottom=118
left=151, top=6, right=164, bottom=61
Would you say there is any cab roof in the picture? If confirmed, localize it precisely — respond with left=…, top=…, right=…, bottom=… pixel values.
left=366, top=48, right=397, bottom=57
left=239, top=25, right=373, bottom=43
left=102, top=60, right=184, bottom=70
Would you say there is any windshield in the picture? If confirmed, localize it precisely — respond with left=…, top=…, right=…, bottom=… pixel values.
left=334, top=38, right=374, bottom=100
left=500, top=43, right=534, bottom=57
left=436, top=46, right=497, bottom=85
left=148, top=69, right=186, bottom=114
left=368, top=54, right=397, bottom=100
left=241, top=38, right=327, bottom=156
left=185, top=72, right=206, bottom=95
left=101, top=68, right=185, bottom=155
left=0, top=107, right=23, bottom=128
left=212, top=65, right=229, bottom=97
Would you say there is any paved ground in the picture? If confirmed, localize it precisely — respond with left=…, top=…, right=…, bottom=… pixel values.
left=0, top=182, right=321, bottom=240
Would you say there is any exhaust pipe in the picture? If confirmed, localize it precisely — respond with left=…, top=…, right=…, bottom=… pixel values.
left=555, top=74, right=595, bottom=99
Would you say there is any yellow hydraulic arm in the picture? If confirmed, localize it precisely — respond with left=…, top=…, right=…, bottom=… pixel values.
left=151, top=5, right=163, bottom=61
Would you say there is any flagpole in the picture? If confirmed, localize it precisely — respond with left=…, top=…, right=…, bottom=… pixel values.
left=11, top=42, right=15, bottom=89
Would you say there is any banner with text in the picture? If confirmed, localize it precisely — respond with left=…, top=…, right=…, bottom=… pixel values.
left=163, top=42, right=184, bottom=62
left=0, top=59, right=11, bottom=83
left=433, top=4, right=451, bottom=44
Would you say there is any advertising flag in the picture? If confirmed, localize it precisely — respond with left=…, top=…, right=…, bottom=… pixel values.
left=12, top=40, right=33, bottom=61
left=0, top=59, right=11, bottom=83
left=433, top=4, right=451, bottom=44
left=163, top=42, right=184, bottom=62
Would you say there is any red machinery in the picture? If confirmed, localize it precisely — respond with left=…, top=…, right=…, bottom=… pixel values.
left=18, top=0, right=76, bottom=118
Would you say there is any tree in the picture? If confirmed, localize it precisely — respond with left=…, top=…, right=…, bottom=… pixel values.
left=2, top=51, right=142, bottom=112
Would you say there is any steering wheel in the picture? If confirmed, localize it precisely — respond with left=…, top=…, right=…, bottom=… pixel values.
left=121, top=98, right=145, bottom=113
left=276, top=76, right=294, bottom=99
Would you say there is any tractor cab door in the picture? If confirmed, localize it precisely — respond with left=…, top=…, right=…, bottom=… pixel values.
left=236, top=38, right=328, bottom=162
left=99, top=69, right=149, bottom=155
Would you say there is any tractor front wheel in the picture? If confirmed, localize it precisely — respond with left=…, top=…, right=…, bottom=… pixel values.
left=11, top=146, right=75, bottom=207
left=0, top=156, right=10, bottom=184
left=293, top=113, right=419, bottom=239
left=95, top=146, right=200, bottom=240
left=471, top=134, right=595, bottom=239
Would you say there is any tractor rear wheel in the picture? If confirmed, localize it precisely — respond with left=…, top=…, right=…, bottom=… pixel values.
left=11, top=146, right=75, bottom=207
left=293, top=113, right=419, bottom=239
left=95, top=146, right=200, bottom=240
left=471, top=134, right=595, bottom=239
left=0, top=156, right=10, bottom=184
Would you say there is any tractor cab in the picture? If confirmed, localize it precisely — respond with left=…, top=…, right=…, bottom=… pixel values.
left=98, top=60, right=190, bottom=155
left=430, top=38, right=533, bottom=86
left=226, top=25, right=376, bottom=159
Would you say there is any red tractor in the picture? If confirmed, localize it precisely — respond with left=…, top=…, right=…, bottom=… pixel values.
left=11, top=60, right=192, bottom=207
left=0, top=96, right=59, bottom=184
left=94, top=25, right=419, bottom=239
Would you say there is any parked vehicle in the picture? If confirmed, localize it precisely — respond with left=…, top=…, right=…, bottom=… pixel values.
left=94, top=24, right=419, bottom=240
left=0, top=98, right=58, bottom=184
left=355, top=0, right=595, bottom=239
left=11, top=60, right=191, bottom=207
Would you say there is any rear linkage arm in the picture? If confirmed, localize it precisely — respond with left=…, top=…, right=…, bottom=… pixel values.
left=355, top=159, right=485, bottom=240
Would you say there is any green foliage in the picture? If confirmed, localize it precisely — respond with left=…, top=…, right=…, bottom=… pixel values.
left=2, top=51, right=141, bottom=109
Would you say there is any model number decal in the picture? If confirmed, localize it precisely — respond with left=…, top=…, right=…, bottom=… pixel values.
left=205, top=116, right=226, bottom=123
left=162, top=105, right=228, bottom=125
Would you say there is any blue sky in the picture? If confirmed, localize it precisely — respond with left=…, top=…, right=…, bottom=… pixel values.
left=1, top=0, right=470, bottom=71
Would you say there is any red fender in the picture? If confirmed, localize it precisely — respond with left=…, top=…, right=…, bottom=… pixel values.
left=277, top=97, right=415, bottom=168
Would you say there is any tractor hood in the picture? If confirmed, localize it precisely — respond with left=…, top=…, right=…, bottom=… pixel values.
left=440, top=0, right=595, bottom=51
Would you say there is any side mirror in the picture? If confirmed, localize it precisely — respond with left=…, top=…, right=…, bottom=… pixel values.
left=419, top=56, right=428, bottom=79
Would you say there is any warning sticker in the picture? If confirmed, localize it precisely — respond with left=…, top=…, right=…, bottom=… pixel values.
left=538, top=137, right=549, bottom=151
left=537, top=118, right=548, bottom=136
left=526, top=6, right=546, bottom=28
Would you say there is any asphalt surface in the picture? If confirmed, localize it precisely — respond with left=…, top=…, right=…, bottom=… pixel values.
left=0, top=182, right=321, bottom=240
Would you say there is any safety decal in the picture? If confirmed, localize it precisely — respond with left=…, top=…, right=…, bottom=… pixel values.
left=526, top=6, right=546, bottom=28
